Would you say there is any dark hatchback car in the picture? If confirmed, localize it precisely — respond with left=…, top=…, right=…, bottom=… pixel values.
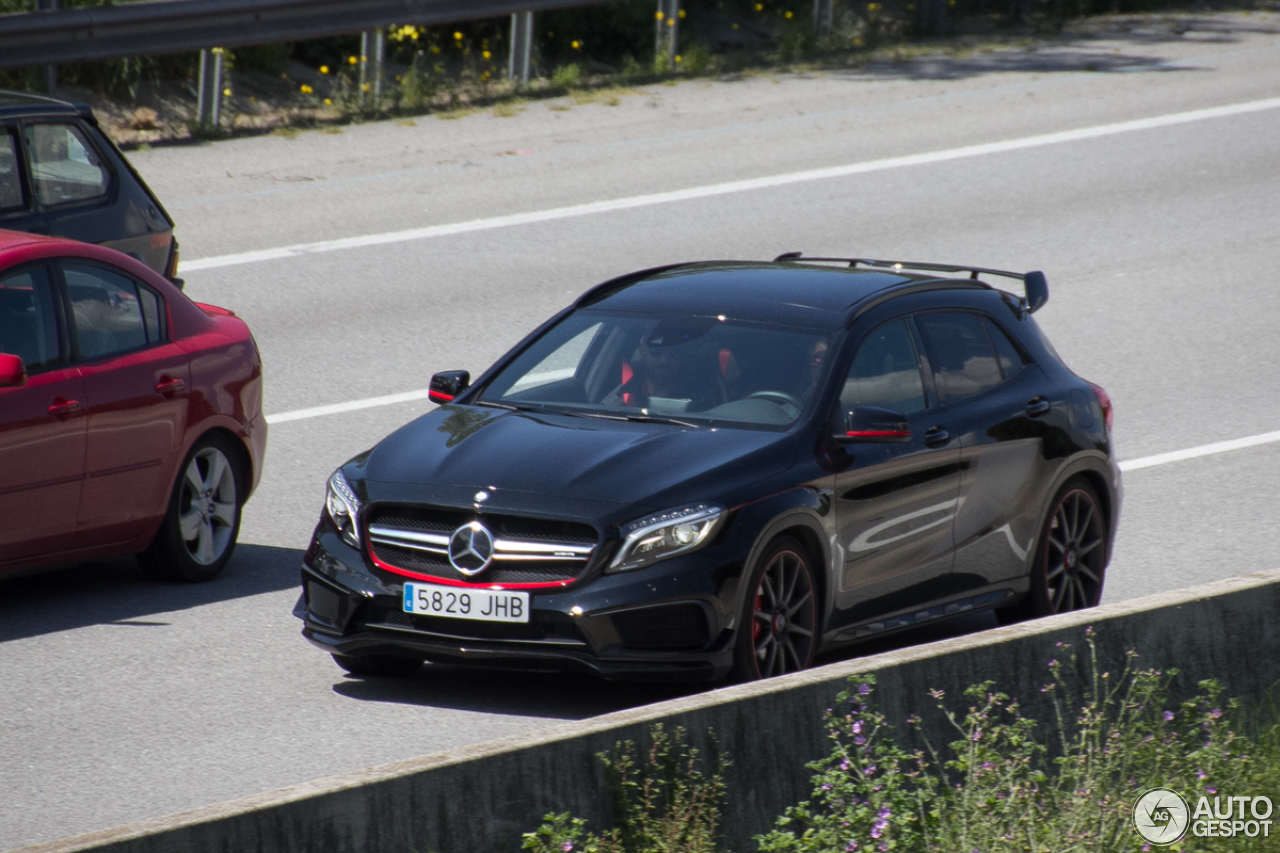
left=1, top=91, right=179, bottom=280
left=297, top=256, right=1120, bottom=682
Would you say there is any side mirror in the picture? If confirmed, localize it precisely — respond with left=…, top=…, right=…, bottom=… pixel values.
left=428, top=370, right=470, bottom=404
left=835, top=406, right=910, bottom=444
left=0, top=353, right=27, bottom=388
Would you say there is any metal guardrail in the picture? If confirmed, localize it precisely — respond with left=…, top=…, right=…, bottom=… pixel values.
left=0, top=0, right=613, bottom=70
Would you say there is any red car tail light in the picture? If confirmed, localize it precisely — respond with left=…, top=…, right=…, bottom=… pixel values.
left=1089, top=383, right=1113, bottom=431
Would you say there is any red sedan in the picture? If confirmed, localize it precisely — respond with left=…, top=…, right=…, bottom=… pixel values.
left=0, top=230, right=265, bottom=582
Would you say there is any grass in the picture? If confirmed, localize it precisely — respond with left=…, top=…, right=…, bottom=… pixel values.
left=521, top=630, right=1280, bottom=853
left=522, top=725, right=727, bottom=853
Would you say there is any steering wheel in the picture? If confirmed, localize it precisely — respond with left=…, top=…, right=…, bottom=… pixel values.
left=746, top=390, right=803, bottom=416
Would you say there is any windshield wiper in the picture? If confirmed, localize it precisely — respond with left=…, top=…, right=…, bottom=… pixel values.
left=574, top=411, right=700, bottom=428
left=479, top=402, right=698, bottom=428
left=475, top=400, right=542, bottom=413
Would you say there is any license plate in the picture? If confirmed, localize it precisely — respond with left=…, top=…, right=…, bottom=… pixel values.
left=402, top=582, right=530, bottom=624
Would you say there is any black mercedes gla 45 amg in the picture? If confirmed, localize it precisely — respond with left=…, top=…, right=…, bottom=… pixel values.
left=296, top=256, right=1121, bottom=682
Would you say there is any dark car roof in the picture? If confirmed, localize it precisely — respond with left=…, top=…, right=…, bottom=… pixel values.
left=0, top=90, right=88, bottom=118
left=580, top=261, right=947, bottom=329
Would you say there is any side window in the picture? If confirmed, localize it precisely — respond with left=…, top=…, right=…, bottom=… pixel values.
left=842, top=319, right=927, bottom=415
left=64, top=264, right=163, bottom=361
left=23, top=122, right=110, bottom=207
left=983, top=317, right=1026, bottom=379
left=0, top=129, right=23, bottom=210
left=0, top=265, right=60, bottom=372
left=915, top=312, right=1003, bottom=404
left=506, top=322, right=603, bottom=395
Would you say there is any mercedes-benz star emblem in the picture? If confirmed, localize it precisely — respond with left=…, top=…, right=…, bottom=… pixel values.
left=449, top=521, right=495, bottom=576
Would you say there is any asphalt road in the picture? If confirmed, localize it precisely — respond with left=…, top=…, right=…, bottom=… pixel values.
left=3, top=12, right=1280, bottom=849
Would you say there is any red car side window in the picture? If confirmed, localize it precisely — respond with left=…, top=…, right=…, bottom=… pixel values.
left=0, top=265, right=59, bottom=371
left=63, top=263, right=163, bottom=361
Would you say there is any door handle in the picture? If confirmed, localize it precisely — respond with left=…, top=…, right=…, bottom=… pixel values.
left=155, top=376, right=186, bottom=396
left=1025, top=397, right=1051, bottom=417
left=923, top=426, right=950, bottom=448
left=48, top=397, right=82, bottom=418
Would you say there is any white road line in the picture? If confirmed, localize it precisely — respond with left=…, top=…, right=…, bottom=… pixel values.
left=1118, top=430, right=1280, bottom=472
left=265, top=389, right=433, bottom=424
left=267, top=391, right=1280, bottom=473
left=184, top=95, right=1280, bottom=273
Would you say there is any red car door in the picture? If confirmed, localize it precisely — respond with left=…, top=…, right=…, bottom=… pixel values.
left=61, top=261, right=189, bottom=545
left=0, top=263, right=87, bottom=565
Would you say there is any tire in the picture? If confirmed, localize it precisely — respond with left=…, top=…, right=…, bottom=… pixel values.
left=998, top=477, right=1107, bottom=624
left=332, top=653, right=423, bottom=678
left=730, top=535, right=818, bottom=682
left=140, top=433, right=244, bottom=583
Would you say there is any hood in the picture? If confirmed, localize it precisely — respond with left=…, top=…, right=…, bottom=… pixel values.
left=360, top=405, right=797, bottom=512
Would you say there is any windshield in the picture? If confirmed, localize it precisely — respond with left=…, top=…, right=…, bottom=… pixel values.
left=477, top=310, right=832, bottom=430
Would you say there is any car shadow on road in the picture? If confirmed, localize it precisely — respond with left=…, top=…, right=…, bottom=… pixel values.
left=0, top=542, right=302, bottom=644
left=817, top=15, right=1279, bottom=82
left=330, top=610, right=1001, bottom=721
left=331, top=665, right=707, bottom=721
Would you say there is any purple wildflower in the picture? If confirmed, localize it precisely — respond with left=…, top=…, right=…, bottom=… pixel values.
left=1163, top=711, right=1174, bottom=721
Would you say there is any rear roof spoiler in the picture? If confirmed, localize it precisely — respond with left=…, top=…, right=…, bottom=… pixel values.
left=773, top=253, right=1049, bottom=314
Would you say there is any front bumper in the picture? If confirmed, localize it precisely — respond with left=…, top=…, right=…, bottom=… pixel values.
left=296, top=525, right=746, bottom=681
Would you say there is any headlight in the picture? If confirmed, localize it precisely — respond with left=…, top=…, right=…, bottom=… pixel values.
left=607, top=504, right=724, bottom=574
left=325, top=469, right=362, bottom=547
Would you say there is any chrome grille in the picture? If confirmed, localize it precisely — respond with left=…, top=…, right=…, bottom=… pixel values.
left=367, top=506, right=598, bottom=585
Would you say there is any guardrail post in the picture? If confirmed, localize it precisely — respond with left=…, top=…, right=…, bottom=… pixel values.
left=508, top=11, right=534, bottom=85
left=655, top=0, right=679, bottom=69
left=196, top=47, right=224, bottom=131
left=36, top=0, right=59, bottom=92
left=359, top=30, right=384, bottom=108
left=813, top=0, right=833, bottom=36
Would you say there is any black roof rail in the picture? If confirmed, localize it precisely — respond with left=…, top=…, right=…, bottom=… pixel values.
left=772, top=252, right=1049, bottom=314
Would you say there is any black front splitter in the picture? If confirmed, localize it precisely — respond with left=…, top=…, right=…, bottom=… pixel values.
left=302, top=623, right=729, bottom=682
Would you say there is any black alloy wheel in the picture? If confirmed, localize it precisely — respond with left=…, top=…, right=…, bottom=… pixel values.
left=1001, top=478, right=1107, bottom=623
left=732, top=536, right=817, bottom=681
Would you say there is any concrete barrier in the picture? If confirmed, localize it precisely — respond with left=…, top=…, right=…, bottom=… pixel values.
left=15, top=567, right=1280, bottom=853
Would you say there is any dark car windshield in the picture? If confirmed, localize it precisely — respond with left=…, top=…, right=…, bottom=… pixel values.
left=477, top=310, right=832, bottom=430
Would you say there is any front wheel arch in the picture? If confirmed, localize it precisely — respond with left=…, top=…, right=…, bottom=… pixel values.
left=730, top=534, right=819, bottom=682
